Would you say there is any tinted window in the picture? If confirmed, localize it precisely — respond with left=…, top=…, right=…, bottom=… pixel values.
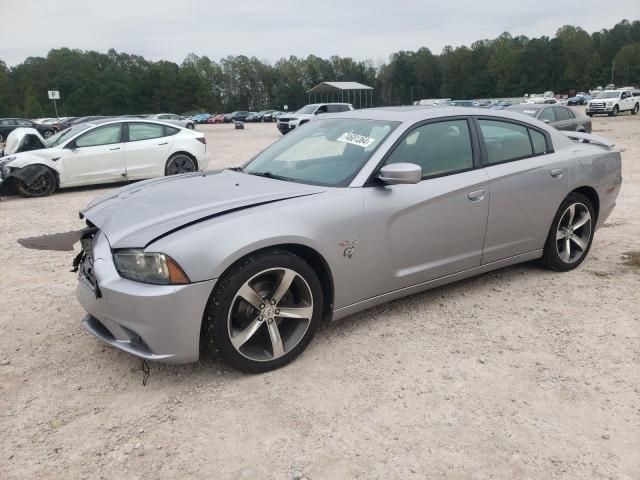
left=0, top=119, right=17, bottom=126
left=479, top=120, right=533, bottom=164
left=165, top=126, right=180, bottom=136
left=529, top=129, right=547, bottom=155
left=75, top=124, right=123, bottom=147
left=128, top=122, right=165, bottom=141
left=327, top=105, right=350, bottom=113
left=539, top=108, right=555, bottom=122
left=16, top=119, right=33, bottom=126
left=315, top=105, right=328, bottom=114
left=157, top=114, right=170, bottom=119
left=385, top=120, right=473, bottom=177
left=553, top=107, right=571, bottom=121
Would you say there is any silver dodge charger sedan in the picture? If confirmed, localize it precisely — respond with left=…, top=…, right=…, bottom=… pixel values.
left=29, top=106, right=622, bottom=373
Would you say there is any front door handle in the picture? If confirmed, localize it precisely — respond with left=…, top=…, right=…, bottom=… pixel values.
left=158, top=142, right=168, bottom=146
left=109, top=147, right=120, bottom=150
left=468, top=190, right=485, bottom=202
left=550, top=168, right=563, bottom=178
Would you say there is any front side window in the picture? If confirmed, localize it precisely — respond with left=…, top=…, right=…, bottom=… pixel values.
left=478, top=119, right=533, bottom=164
left=244, top=118, right=398, bottom=187
left=553, top=107, right=571, bottom=121
left=75, top=124, right=123, bottom=147
left=384, top=119, right=473, bottom=178
left=157, top=114, right=170, bottom=119
left=128, top=122, right=165, bottom=142
left=539, top=108, right=555, bottom=123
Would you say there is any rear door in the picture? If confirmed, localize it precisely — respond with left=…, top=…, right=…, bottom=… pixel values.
left=477, top=118, right=570, bottom=263
left=552, top=107, right=575, bottom=131
left=62, top=123, right=126, bottom=186
left=123, top=122, right=174, bottom=179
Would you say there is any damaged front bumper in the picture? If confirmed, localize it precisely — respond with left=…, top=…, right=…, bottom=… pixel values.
left=75, top=230, right=216, bottom=363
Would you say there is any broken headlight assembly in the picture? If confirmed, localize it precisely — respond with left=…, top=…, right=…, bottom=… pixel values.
left=112, top=250, right=190, bottom=285
left=0, top=156, right=16, bottom=179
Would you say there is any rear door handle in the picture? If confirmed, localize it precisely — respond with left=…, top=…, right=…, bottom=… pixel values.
left=550, top=168, right=563, bottom=178
left=468, top=190, right=485, bottom=202
left=109, top=147, right=120, bottom=150
left=158, top=142, right=168, bottom=145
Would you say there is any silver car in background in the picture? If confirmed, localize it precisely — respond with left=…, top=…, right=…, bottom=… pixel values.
left=146, top=113, right=195, bottom=130
left=31, top=107, right=621, bottom=373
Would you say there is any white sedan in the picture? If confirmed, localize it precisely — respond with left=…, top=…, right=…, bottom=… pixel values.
left=0, top=119, right=209, bottom=197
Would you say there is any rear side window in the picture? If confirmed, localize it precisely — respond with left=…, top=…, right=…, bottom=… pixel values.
left=75, top=124, right=123, bottom=147
left=385, top=119, right=473, bottom=178
left=165, top=126, right=180, bottom=136
left=0, top=119, right=17, bottom=126
left=529, top=129, right=547, bottom=155
left=478, top=120, right=532, bottom=164
left=128, top=122, right=165, bottom=142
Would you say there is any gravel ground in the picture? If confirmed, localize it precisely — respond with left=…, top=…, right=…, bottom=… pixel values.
left=1, top=114, right=639, bottom=479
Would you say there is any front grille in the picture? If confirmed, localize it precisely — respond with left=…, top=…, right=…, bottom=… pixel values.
left=279, top=118, right=291, bottom=123
left=589, top=102, right=606, bottom=110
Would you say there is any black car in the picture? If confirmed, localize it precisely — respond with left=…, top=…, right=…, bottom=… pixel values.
left=0, top=118, right=57, bottom=143
left=223, top=111, right=250, bottom=123
left=506, top=104, right=592, bottom=133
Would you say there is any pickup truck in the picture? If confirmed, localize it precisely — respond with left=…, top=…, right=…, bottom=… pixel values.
left=585, top=89, right=639, bottom=116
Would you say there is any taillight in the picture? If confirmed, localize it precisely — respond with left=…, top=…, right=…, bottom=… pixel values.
left=196, top=137, right=206, bottom=145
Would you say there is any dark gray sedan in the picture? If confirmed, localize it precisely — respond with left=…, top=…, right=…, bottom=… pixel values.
left=507, top=105, right=592, bottom=133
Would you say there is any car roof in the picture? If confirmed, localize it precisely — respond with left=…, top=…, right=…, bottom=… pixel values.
left=324, top=105, right=551, bottom=123
left=508, top=104, right=544, bottom=110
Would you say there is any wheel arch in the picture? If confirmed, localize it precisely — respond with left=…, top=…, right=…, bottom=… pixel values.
left=9, top=163, right=59, bottom=188
left=571, top=186, right=600, bottom=222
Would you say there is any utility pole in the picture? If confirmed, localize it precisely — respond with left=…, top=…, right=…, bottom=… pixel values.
left=611, top=61, right=615, bottom=84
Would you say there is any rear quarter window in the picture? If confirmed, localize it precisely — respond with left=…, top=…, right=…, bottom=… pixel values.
left=478, top=119, right=533, bottom=164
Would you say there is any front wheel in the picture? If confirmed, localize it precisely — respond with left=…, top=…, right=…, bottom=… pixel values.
left=203, top=250, right=323, bottom=373
left=186, top=123, right=195, bottom=130
left=611, top=105, right=619, bottom=117
left=165, top=153, right=196, bottom=175
left=15, top=168, right=57, bottom=197
left=541, top=193, right=595, bottom=271
left=632, top=103, right=639, bottom=115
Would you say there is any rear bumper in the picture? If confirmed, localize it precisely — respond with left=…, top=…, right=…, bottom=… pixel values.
left=76, top=231, right=216, bottom=363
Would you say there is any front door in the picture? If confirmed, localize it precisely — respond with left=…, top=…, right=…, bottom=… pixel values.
left=61, top=123, right=125, bottom=186
left=362, top=118, right=490, bottom=297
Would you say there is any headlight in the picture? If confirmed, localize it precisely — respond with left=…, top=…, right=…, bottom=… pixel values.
left=113, top=249, right=190, bottom=285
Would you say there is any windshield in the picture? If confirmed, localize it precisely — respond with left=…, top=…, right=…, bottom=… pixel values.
left=296, top=105, right=318, bottom=114
left=243, top=118, right=399, bottom=187
left=596, top=91, right=620, bottom=99
left=47, top=124, right=92, bottom=147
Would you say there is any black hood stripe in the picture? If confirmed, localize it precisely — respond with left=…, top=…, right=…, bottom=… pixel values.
left=143, top=192, right=321, bottom=248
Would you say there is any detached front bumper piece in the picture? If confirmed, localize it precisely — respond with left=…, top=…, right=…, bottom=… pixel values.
left=76, top=231, right=216, bottom=363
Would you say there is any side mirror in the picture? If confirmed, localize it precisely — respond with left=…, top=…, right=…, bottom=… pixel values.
left=378, top=163, right=422, bottom=185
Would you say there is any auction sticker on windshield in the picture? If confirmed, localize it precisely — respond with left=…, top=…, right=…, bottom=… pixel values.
left=337, top=132, right=376, bottom=148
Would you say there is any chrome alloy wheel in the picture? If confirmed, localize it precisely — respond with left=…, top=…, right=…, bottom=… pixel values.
left=555, top=202, right=592, bottom=264
left=227, top=268, right=314, bottom=361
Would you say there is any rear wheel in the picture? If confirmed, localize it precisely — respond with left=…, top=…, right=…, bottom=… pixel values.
left=632, top=103, right=639, bottom=115
left=186, top=123, right=195, bottom=130
left=541, top=193, right=595, bottom=271
left=203, top=249, right=322, bottom=373
left=15, top=168, right=57, bottom=197
left=165, top=153, right=196, bottom=175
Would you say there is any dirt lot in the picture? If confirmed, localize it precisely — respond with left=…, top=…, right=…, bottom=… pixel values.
left=1, top=114, right=639, bottom=480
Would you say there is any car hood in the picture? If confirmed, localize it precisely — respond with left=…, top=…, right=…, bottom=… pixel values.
left=81, top=169, right=327, bottom=249
left=2, top=127, right=49, bottom=156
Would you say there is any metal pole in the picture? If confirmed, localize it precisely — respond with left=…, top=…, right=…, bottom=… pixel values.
left=611, top=62, right=615, bottom=84
left=53, top=98, right=59, bottom=124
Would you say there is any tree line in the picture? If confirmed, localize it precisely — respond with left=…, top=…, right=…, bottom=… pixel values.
left=1, top=19, right=639, bottom=118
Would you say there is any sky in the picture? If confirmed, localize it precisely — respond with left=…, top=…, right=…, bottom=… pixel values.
left=1, top=0, right=638, bottom=67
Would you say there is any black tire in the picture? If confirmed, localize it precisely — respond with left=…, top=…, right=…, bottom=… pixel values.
left=165, top=153, right=196, bottom=175
left=15, top=168, right=57, bottom=197
left=0, top=132, right=4, bottom=143
left=611, top=105, right=619, bottom=117
left=203, top=249, right=323, bottom=373
left=186, top=123, right=195, bottom=130
left=541, top=192, right=595, bottom=272
left=632, top=103, right=639, bottom=116
left=586, top=113, right=593, bottom=117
